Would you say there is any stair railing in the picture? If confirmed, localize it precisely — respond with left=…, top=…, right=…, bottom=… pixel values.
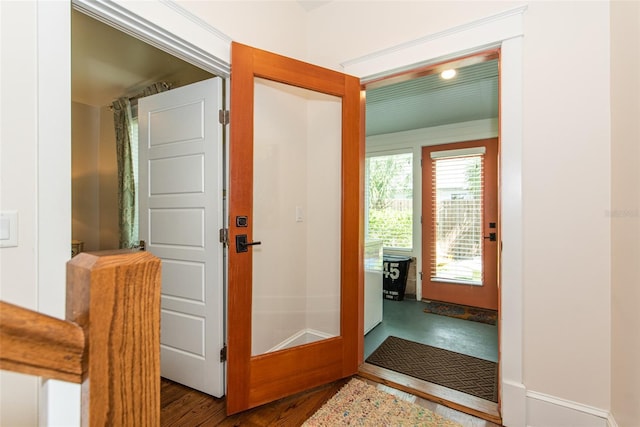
left=0, top=250, right=161, bottom=426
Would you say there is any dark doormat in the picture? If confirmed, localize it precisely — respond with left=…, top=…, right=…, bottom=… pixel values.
left=366, top=336, right=498, bottom=402
left=423, top=300, right=498, bottom=326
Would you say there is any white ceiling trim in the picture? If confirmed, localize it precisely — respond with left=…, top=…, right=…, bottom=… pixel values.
left=72, top=0, right=231, bottom=77
left=341, top=5, right=527, bottom=81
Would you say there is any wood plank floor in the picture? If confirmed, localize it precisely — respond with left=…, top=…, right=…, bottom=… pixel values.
left=161, top=377, right=502, bottom=426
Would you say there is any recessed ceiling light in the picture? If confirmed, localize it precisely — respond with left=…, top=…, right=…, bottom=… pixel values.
left=441, top=69, right=457, bottom=80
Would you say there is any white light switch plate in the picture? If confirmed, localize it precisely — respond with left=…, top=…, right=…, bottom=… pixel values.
left=0, top=211, right=18, bottom=247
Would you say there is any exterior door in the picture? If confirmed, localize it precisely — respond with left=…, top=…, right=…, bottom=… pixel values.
left=138, top=78, right=225, bottom=397
left=422, top=138, right=498, bottom=310
left=226, top=42, right=363, bottom=414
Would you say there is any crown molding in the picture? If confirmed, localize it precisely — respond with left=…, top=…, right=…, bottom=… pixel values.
left=341, top=5, right=527, bottom=81
left=72, top=0, right=231, bottom=76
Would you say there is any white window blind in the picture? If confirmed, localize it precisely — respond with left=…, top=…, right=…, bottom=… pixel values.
left=431, top=153, right=484, bottom=284
left=365, top=152, right=413, bottom=249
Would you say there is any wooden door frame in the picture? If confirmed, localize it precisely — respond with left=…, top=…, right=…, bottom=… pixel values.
left=226, top=42, right=364, bottom=414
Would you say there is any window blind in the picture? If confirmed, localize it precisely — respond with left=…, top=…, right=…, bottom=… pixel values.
left=431, top=153, right=484, bottom=284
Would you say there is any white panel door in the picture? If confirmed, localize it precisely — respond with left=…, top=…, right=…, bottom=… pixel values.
left=138, top=78, right=225, bottom=397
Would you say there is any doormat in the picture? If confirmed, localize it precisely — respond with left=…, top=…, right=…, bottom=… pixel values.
left=366, top=336, right=498, bottom=402
left=423, top=300, right=497, bottom=325
left=303, top=378, right=463, bottom=427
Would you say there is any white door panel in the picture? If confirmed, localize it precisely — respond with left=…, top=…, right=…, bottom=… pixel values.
left=149, top=155, right=205, bottom=194
left=139, top=77, right=225, bottom=397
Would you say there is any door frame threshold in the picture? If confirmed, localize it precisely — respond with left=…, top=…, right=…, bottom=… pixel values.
left=358, top=362, right=501, bottom=425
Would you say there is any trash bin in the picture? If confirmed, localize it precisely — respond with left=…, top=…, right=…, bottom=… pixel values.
left=382, top=255, right=412, bottom=301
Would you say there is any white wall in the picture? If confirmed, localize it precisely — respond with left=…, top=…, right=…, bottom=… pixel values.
left=0, top=1, right=41, bottom=425
left=72, top=102, right=101, bottom=251
left=251, top=78, right=342, bottom=355
left=610, top=1, right=640, bottom=426
left=252, top=79, right=311, bottom=354
left=521, top=1, right=611, bottom=412
left=98, top=107, right=119, bottom=250
left=71, top=102, right=120, bottom=252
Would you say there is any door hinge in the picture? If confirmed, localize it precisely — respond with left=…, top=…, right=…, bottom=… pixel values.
left=219, top=109, right=229, bottom=125
left=220, top=345, right=227, bottom=362
left=219, top=228, right=229, bottom=246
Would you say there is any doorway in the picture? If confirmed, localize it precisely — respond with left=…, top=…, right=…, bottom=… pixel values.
left=361, top=52, right=501, bottom=422
left=70, top=9, right=215, bottom=252
left=70, top=9, right=225, bottom=396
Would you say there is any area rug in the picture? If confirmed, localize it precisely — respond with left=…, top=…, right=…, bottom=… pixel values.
left=423, top=300, right=497, bottom=325
left=366, top=336, right=498, bottom=402
left=302, top=378, right=462, bottom=427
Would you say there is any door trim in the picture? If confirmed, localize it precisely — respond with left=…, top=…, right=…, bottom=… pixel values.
left=345, top=15, right=525, bottom=424
left=72, top=0, right=231, bottom=76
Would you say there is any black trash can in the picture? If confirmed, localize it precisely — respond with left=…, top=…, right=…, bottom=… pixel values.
left=382, top=255, right=412, bottom=301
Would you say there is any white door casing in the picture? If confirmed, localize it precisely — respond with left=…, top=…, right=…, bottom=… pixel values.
left=138, top=78, right=225, bottom=397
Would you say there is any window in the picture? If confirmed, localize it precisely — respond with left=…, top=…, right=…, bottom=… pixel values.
left=431, top=150, right=484, bottom=283
left=365, top=152, right=412, bottom=249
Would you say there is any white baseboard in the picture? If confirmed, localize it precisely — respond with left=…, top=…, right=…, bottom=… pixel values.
left=267, top=329, right=334, bottom=353
left=607, top=412, right=619, bottom=427
left=526, top=390, right=609, bottom=427
left=502, top=379, right=527, bottom=427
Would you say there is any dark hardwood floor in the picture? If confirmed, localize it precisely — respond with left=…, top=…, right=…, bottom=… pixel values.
left=161, top=377, right=501, bottom=426
left=161, top=378, right=350, bottom=426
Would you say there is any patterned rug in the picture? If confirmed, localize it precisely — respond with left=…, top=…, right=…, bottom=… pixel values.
left=423, top=300, right=498, bottom=325
left=303, top=378, right=462, bottom=426
left=366, top=336, right=498, bottom=402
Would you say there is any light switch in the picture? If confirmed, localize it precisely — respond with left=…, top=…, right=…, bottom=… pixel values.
left=295, top=206, right=304, bottom=222
left=0, top=211, right=18, bottom=248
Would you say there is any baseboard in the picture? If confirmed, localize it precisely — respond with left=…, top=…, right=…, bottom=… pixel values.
left=526, top=390, right=609, bottom=427
left=502, top=379, right=527, bottom=427
left=607, top=412, right=619, bottom=427
left=267, top=329, right=334, bottom=353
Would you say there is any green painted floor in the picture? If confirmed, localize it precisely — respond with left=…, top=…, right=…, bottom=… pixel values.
left=364, top=299, right=498, bottom=362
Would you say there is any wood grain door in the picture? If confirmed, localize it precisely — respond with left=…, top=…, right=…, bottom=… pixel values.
left=422, top=138, right=499, bottom=310
left=226, top=42, right=363, bottom=415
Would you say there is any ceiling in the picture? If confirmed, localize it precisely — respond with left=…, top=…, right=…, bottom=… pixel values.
left=71, top=10, right=213, bottom=107
left=72, top=10, right=498, bottom=136
left=365, top=60, right=499, bottom=136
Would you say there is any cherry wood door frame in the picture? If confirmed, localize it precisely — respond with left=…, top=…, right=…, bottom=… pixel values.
left=226, top=42, right=364, bottom=415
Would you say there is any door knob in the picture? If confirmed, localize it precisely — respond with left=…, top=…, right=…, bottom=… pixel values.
left=235, top=234, right=262, bottom=253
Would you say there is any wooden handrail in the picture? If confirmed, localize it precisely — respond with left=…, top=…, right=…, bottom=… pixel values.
left=0, top=250, right=161, bottom=426
left=0, top=301, right=84, bottom=382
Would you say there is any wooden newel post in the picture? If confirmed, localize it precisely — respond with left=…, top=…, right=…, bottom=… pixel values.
left=66, top=250, right=162, bottom=426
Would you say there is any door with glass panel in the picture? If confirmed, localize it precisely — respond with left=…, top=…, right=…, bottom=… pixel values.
left=422, top=139, right=498, bottom=310
left=226, top=42, right=363, bottom=414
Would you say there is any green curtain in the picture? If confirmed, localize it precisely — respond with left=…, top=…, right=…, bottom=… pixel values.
left=112, top=82, right=169, bottom=249
left=112, top=97, right=137, bottom=249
